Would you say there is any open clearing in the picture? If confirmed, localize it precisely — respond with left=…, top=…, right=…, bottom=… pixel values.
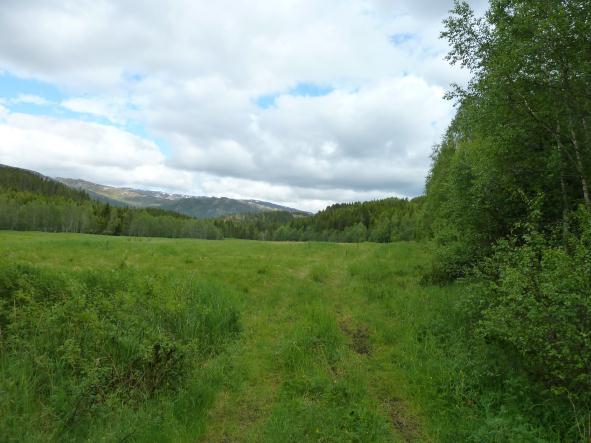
left=1, top=232, right=463, bottom=442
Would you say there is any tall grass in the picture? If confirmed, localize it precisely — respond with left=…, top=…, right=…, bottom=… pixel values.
left=0, top=232, right=581, bottom=441
left=0, top=260, right=241, bottom=441
left=346, top=244, right=576, bottom=441
left=264, top=305, right=392, bottom=442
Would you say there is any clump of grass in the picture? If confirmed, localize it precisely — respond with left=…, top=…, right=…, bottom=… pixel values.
left=279, top=307, right=344, bottom=372
left=309, top=265, right=328, bottom=283
left=0, top=259, right=241, bottom=441
left=266, top=307, right=391, bottom=442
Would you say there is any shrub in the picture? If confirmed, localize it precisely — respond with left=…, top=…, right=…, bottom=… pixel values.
left=467, top=208, right=591, bottom=406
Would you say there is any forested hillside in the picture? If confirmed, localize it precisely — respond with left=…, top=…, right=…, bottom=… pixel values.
left=215, top=197, right=425, bottom=242
left=0, top=165, right=222, bottom=239
left=421, top=0, right=591, bottom=437
left=286, top=197, right=426, bottom=242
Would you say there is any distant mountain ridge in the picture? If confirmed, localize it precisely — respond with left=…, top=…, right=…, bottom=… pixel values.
left=56, top=178, right=308, bottom=219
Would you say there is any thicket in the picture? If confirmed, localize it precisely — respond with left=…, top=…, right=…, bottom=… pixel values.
left=469, top=207, right=591, bottom=402
left=0, top=260, right=241, bottom=440
left=424, top=0, right=591, bottom=436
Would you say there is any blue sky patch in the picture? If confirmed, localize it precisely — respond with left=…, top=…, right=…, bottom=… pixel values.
left=125, top=121, right=172, bottom=157
left=5, top=98, right=115, bottom=126
left=0, top=72, right=63, bottom=102
left=390, top=33, right=415, bottom=45
left=123, top=72, right=144, bottom=83
left=290, top=82, right=333, bottom=97
left=255, top=82, right=333, bottom=109
left=255, top=92, right=280, bottom=109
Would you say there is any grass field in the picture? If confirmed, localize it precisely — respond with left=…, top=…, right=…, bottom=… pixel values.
left=0, top=231, right=531, bottom=442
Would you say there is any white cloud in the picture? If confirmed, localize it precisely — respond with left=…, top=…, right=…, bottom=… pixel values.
left=13, top=94, right=51, bottom=105
left=0, top=0, right=487, bottom=210
left=164, top=75, right=452, bottom=195
left=0, top=111, right=169, bottom=186
left=61, top=97, right=130, bottom=124
left=0, top=100, right=7, bottom=120
left=0, top=0, right=475, bottom=91
left=198, top=175, right=399, bottom=213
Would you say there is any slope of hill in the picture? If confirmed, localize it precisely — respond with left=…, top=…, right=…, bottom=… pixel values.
left=214, top=196, right=426, bottom=242
left=0, top=164, right=90, bottom=202
left=0, top=164, right=222, bottom=239
left=56, top=178, right=308, bottom=218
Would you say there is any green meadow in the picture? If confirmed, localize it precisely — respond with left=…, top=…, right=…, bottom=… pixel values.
left=0, top=232, right=561, bottom=442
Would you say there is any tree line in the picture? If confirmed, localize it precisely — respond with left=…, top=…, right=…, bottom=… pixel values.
left=422, top=0, right=591, bottom=436
left=1, top=165, right=427, bottom=244
left=214, top=197, right=426, bottom=242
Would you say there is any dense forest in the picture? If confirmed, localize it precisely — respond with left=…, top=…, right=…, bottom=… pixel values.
left=421, top=0, right=591, bottom=436
left=214, top=197, right=425, bottom=242
left=0, top=165, right=223, bottom=239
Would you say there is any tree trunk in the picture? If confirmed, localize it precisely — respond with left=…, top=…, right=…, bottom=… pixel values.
left=554, top=122, right=571, bottom=245
left=570, top=126, right=591, bottom=207
left=556, top=139, right=570, bottom=245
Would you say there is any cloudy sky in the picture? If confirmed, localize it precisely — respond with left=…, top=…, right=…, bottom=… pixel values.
left=0, top=0, right=487, bottom=212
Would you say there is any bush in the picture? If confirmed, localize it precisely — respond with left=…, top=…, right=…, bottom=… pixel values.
left=467, top=208, right=591, bottom=406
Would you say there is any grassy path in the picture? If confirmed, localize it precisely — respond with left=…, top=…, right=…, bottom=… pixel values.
left=1, top=232, right=455, bottom=442
left=160, top=240, right=433, bottom=442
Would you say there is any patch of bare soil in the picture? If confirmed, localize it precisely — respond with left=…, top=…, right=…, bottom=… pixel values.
left=386, top=398, right=422, bottom=442
left=339, top=321, right=372, bottom=355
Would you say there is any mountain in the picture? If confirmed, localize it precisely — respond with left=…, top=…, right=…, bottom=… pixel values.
left=56, top=178, right=308, bottom=219
left=0, top=163, right=223, bottom=239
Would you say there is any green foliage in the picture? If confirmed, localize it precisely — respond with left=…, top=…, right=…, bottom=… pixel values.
left=217, top=196, right=426, bottom=243
left=426, top=0, right=591, bottom=279
left=0, top=259, right=240, bottom=441
left=0, top=164, right=89, bottom=202
left=2, top=165, right=425, bottom=244
left=215, top=210, right=301, bottom=241
left=419, top=1, right=591, bottom=439
left=0, top=165, right=223, bottom=240
left=2, top=231, right=585, bottom=440
left=467, top=208, right=591, bottom=406
left=263, top=304, right=392, bottom=442
left=343, top=242, right=580, bottom=441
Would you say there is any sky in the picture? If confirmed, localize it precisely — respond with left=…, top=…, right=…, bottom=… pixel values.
left=0, top=0, right=487, bottom=212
